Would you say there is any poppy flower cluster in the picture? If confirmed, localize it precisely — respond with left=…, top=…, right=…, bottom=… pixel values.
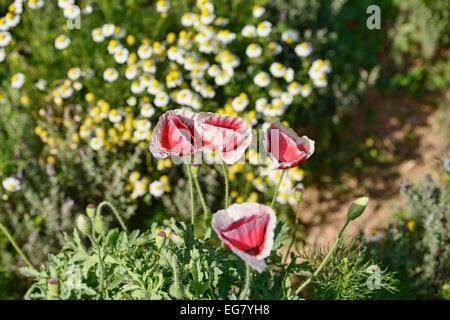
left=150, top=109, right=314, bottom=272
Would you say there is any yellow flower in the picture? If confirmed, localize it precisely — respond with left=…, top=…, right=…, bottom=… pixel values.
left=126, top=35, right=136, bottom=46
left=85, top=92, right=95, bottom=102
left=407, top=220, right=416, bottom=231
left=20, top=95, right=30, bottom=106
left=247, top=192, right=258, bottom=202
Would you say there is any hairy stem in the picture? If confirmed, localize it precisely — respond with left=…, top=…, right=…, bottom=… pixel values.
left=220, top=159, right=229, bottom=208
left=295, top=219, right=351, bottom=295
left=191, top=166, right=208, bottom=221
left=186, top=163, right=195, bottom=227
left=270, top=169, right=286, bottom=208
left=239, top=263, right=252, bottom=300
left=91, top=238, right=105, bottom=300
left=96, top=201, right=128, bottom=233
left=0, top=222, right=34, bottom=270
left=285, top=195, right=303, bottom=263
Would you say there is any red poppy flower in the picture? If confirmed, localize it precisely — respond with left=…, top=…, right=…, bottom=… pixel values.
left=195, top=112, right=252, bottom=164
left=150, top=109, right=202, bottom=158
left=263, top=122, right=315, bottom=169
left=211, top=202, right=276, bottom=272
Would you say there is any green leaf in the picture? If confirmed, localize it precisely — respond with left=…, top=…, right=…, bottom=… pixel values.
left=19, top=267, right=42, bottom=278
left=82, top=255, right=98, bottom=278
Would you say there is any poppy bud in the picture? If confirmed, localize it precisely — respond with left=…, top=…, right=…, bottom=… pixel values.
left=47, top=278, right=59, bottom=300
left=295, top=184, right=304, bottom=198
left=347, top=197, right=369, bottom=221
left=94, top=215, right=106, bottom=234
left=76, top=214, right=91, bottom=236
left=169, top=284, right=184, bottom=299
left=156, top=230, right=167, bottom=248
left=86, top=204, right=96, bottom=218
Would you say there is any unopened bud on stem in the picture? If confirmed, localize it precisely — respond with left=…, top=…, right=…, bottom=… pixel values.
left=156, top=230, right=167, bottom=248
left=347, top=197, right=369, bottom=221
left=76, top=214, right=91, bottom=236
left=47, top=278, right=59, bottom=300
left=86, top=204, right=96, bottom=218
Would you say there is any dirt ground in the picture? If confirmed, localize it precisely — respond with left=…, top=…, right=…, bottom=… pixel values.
left=297, top=88, right=449, bottom=247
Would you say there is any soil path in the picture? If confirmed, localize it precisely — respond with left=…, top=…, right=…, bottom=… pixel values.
left=296, top=88, right=449, bottom=247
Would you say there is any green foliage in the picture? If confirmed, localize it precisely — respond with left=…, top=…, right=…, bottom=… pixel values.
left=368, top=174, right=450, bottom=299
left=387, top=0, right=450, bottom=95
left=302, top=238, right=398, bottom=300
left=21, top=215, right=392, bottom=299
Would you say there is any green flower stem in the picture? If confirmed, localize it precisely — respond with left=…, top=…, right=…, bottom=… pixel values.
left=186, top=163, right=195, bottom=227
left=220, top=159, right=229, bottom=208
left=285, top=195, right=303, bottom=263
left=239, top=263, right=252, bottom=300
left=96, top=201, right=128, bottom=233
left=0, top=222, right=34, bottom=270
left=191, top=166, right=208, bottom=221
left=270, top=169, right=286, bottom=208
left=295, top=219, right=351, bottom=295
left=90, top=237, right=105, bottom=300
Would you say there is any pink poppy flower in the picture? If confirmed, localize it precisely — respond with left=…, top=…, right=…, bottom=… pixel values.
left=195, top=113, right=252, bottom=164
left=211, top=202, right=276, bottom=273
left=263, top=122, right=315, bottom=169
left=150, top=109, right=202, bottom=158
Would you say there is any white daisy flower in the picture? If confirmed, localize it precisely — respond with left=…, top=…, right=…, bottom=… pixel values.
left=92, top=28, right=104, bottom=42
left=256, top=21, right=271, bottom=37
left=103, top=68, right=119, bottom=82
left=11, top=73, right=25, bottom=88
left=28, top=0, right=45, bottom=9
left=125, top=65, right=138, bottom=80
left=246, top=43, right=262, bottom=58
left=140, top=104, right=155, bottom=118
left=101, top=24, right=115, bottom=37
left=283, top=67, right=294, bottom=82
left=137, top=44, right=152, bottom=59
left=231, top=96, right=249, bottom=112
left=63, top=4, right=80, bottom=19
left=252, top=6, right=265, bottom=18
left=288, top=82, right=301, bottom=95
left=156, top=0, right=170, bottom=13
left=0, top=48, right=5, bottom=62
left=89, top=137, right=103, bottom=150
left=114, top=48, right=129, bottom=64
left=313, top=74, right=327, bottom=87
left=2, top=177, right=21, bottom=192
left=55, top=35, right=71, bottom=50
left=268, top=41, right=282, bottom=55
left=149, top=180, right=165, bottom=197
left=215, top=70, right=232, bottom=86
left=68, top=67, right=81, bottom=80
left=255, top=97, right=268, bottom=113
left=0, top=31, right=12, bottom=47
left=154, top=91, right=169, bottom=107
left=108, top=109, right=122, bottom=123
left=253, top=72, right=270, bottom=87
left=127, top=96, right=137, bottom=106
left=241, top=25, right=256, bottom=38
left=58, top=0, right=74, bottom=9
left=300, top=84, right=312, bottom=97
left=281, top=30, right=298, bottom=44
left=269, top=62, right=285, bottom=78
left=295, top=42, right=312, bottom=57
